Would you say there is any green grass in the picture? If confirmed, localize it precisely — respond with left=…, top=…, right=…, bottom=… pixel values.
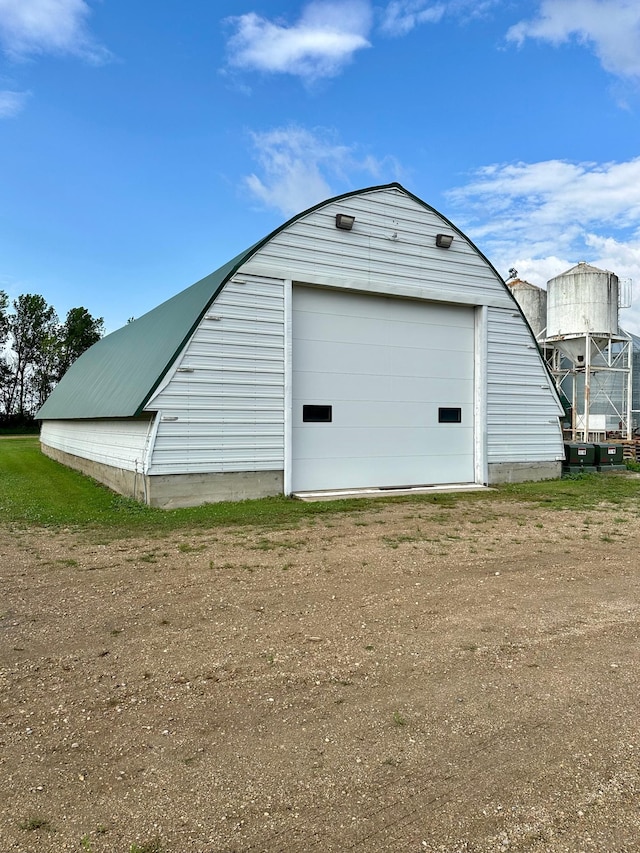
left=129, top=838, right=163, bottom=853
left=496, top=471, right=640, bottom=510
left=0, top=437, right=380, bottom=536
left=2, top=437, right=640, bottom=537
left=19, top=815, right=51, bottom=831
left=392, top=710, right=407, bottom=727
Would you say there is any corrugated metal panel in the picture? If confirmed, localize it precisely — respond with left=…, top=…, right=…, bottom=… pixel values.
left=241, top=187, right=513, bottom=309
left=486, top=308, right=564, bottom=462
left=40, top=419, right=152, bottom=471
left=146, top=275, right=285, bottom=475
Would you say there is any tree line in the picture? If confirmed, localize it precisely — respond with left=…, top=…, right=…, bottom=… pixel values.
left=0, top=291, right=104, bottom=426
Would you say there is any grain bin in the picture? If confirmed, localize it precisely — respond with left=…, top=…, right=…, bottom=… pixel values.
left=543, top=262, right=632, bottom=441
left=547, top=262, right=619, bottom=338
left=507, top=279, right=547, bottom=338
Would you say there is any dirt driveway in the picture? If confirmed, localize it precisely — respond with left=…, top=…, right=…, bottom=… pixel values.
left=1, top=496, right=639, bottom=852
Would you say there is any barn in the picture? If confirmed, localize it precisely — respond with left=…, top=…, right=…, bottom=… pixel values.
left=37, top=183, right=565, bottom=507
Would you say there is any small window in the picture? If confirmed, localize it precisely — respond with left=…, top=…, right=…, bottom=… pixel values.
left=438, top=407, right=462, bottom=424
left=303, top=404, right=332, bottom=423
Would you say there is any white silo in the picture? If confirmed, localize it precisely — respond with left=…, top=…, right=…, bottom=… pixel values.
left=547, top=262, right=619, bottom=338
left=507, top=279, right=547, bottom=339
left=542, top=262, right=632, bottom=441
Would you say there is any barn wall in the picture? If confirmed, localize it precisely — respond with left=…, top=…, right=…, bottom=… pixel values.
left=38, top=186, right=565, bottom=502
left=486, top=307, right=564, bottom=477
left=40, top=418, right=152, bottom=472
left=145, top=187, right=563, bottom=489
left=145, top=274, right=285, bottom=476
left=40, top=436, right=282, bottom=506
left=241, top=186, right=514, bottom=310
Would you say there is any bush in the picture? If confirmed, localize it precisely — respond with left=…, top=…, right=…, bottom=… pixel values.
left=0, top=414, right=39, bottom=434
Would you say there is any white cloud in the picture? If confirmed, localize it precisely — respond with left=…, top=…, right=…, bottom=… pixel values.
left=379, top=0, right=498, bottom=36
left=0, top=88, right=29, bottom=117
left=380, top=1, right=446, bottom=37
left=224, top=1, right=502, bottom=79
left=244, top=125, right=401, bottom=216
left=225, top=0, right=372, bottom=82
left=449, top=158, right=640, bottom=244
left=0, top=0, right=109, bottom=63
left=447, top=157, right=640, bottom=333
left=507, top=0, right=640, bottom=81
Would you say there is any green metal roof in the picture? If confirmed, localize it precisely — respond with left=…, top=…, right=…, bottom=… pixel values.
left=37, top=182, right=529, bottom=421
left=36, top=249, right=254, bottom=419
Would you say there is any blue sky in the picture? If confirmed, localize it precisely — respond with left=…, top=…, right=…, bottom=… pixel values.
left=2, top=0, right=640, bottom=333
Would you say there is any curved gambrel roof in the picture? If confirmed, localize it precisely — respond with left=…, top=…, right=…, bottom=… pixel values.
left=37, top=182, right=521, bottom=420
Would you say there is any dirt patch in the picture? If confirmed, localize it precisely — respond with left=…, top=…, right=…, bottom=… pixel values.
left=1, top=498, right=639, bottom=852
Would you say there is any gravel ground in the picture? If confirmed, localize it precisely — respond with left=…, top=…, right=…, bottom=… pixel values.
left=1, top=496, right=639, bottom=852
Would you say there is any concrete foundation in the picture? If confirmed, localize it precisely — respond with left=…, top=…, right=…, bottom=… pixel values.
left=42, top=443, right=146, bottom=500
left=487, top=460, right=562, bottom=485
left=41, top=443, right=284, bottom=508
left=42, top=442, right=562, bottom=505
left=145, top=470, right=284, bottom=509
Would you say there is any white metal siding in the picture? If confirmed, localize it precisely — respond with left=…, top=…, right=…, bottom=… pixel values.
left=240, top=186, right=513, bottom=310
left=40, top=418, right=151, bottom=471
left=146, top=275, right=285, bottom=475
left=292, top=287, right=475, bottom=491
left=486, top=308, right=564, bottom=462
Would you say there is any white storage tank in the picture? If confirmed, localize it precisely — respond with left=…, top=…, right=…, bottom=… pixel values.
left=547, top=262, right=619, bottom=337
left=507, top=279, right=547, bottom=338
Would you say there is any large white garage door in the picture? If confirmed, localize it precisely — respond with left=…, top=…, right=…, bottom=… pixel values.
left=291, top=287, right=475, bottom=492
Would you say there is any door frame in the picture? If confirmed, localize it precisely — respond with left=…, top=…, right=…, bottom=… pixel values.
left=284, top=281, right=487, bottom=494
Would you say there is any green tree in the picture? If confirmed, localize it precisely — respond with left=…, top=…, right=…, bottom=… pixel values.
left=4, top=294, right=58, bottom=416
left=0, top=292, right=12, bottom=416
left=0, top=296, right=104, bottom=418
left=56, top=306, right=104, bottom=379
left=0, top=290, right=8, bottom=346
